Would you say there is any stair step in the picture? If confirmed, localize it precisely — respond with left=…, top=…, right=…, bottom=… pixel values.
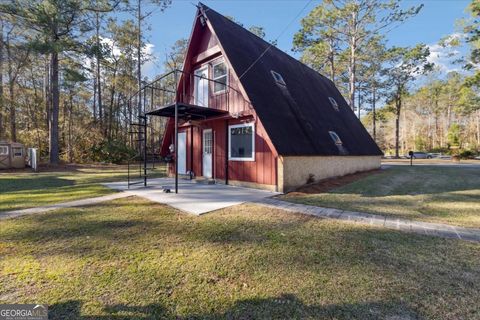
left=195, top=178, right=216, bottom=185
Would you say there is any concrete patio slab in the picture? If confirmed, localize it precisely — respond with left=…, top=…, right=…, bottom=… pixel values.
left=103, top=178, right=279, bottom=215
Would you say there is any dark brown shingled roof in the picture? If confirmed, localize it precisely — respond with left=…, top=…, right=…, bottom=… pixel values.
left=201, top=3, right=383, bottom=156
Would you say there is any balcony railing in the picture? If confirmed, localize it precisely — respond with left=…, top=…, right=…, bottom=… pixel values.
left=128, top=69, right=253, bottom=117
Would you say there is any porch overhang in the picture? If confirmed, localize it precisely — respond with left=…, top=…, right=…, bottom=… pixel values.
left=146, top=103, right=228, bottom=120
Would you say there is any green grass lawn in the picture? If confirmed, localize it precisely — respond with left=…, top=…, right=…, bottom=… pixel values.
left=0, top=197, right=479, bottom=319
left=281, top=166, right=480, bottom=228
left=0, top=165, right=166, bottom=212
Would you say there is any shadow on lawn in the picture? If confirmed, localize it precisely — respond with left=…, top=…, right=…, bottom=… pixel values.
left=3, top=203, right=458, bottom=280
left=50, top=295, right=423, bottom=319
left=0, top=176, right=74, bottom=193
left=321, top=166, right=480, bottom=198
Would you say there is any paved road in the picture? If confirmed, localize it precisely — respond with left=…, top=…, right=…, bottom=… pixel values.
left=382, top=159, right=480, bottom=168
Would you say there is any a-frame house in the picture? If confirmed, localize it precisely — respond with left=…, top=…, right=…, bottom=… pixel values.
left=151, top=3, right=382, bottom=192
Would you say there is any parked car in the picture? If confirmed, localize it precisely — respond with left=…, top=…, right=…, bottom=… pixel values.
left=427, top=152, right=441, bottom=159
left=409, top=152, right=428, bottom=159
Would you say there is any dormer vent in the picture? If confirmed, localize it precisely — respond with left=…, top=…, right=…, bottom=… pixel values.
left=271, top=70, right=286, bottom=86
left=328, top=97, right=339, bottom=111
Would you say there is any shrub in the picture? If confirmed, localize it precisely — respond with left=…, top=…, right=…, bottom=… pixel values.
left=458, top=150, right=476, bottom=159
left=306, top=173, right=315, bottom=184
left=91, top=139, right=136, bottom=164
left=429, top=147, right=449, bottom=154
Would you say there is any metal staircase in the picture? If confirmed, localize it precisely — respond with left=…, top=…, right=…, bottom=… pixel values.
left=127, top=115, right=162, bottom=188
left=124, top=68, right=253, bottom=191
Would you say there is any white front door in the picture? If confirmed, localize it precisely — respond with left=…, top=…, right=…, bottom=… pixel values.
left=194, top=67, right=209, bottom=107
left=202, top=129, right=213, bottom=178
left=177, top=132, right=187, bottom=174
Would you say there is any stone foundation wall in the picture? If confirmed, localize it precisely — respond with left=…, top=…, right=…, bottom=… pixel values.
left=278, top=156, right=381, bottom=192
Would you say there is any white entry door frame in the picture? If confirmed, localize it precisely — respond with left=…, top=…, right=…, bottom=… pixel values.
left=177, top=131, right=187, bottom=175
left=194, top=66, right=209, bottom=107
left=202, top=129, right=213, bottom=178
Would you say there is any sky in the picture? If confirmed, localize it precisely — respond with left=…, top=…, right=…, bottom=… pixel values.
left=139, top=0, right=472, bottom=78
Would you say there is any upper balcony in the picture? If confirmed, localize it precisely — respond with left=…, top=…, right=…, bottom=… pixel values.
left=134, top=69, right=252, bottom=121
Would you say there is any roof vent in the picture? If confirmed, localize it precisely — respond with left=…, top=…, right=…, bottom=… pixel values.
left=328, top=131, right=343, bottom=145
left=271, top=70, right=286, bottom=86
left=329, top=131, right=349, bottom=155
left=328, top=97, right=339, bottom=111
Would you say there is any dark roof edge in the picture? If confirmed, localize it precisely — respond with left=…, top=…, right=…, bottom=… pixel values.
left=199, top=2, right=336, bottom=88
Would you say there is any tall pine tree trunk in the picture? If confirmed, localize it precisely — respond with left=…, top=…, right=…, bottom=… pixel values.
left=395, top=94, right=401, bottom=158
left=137, top=0, right=142, bottom=118
left=49, top=51, right=60, bottom=164
left=136, top=0, right=143, bottom=155
left=348, top=11, right=357, bottom=112
left=68, top=94, right=73, bottom=163
left=96, top=12, right=103, bottom=129
left=357, top=84, right=361, bottom=118
left=348, top=40, right=356, bottom=111
left=9, top=78, right=15, bottom=141
left=108, top=61, right=118, bottom=139
left=477, top=109, right=480, bottom=146
left=45, top=58, right=50, bottom=134
left=328, top=39, right=335, bottom=83
left=92, top=61, right=97, bottom=122
left=6, top=33, right=16, bottom=141
left=0, top=21, right=3, bottom=140
left=372, top=85, right=376, bottom=142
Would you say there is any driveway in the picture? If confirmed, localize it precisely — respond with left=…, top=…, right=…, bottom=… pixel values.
left=104, top=178, right=279, bottom=215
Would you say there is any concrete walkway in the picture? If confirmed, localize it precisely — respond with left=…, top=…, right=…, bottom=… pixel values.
left=104, top=178, right=279, bottom=215
left=0, top=192, right=131, bottom=220
left=255, top=198, right=480, bottom=242
left=3, top=181, right=479, bottom=243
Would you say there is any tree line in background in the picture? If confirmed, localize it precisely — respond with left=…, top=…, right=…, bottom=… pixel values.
left=294, top=0, right=480, bottom=157
left=0, top=0, right=479, bottom=165
left=0, top=0, right=173, bottom=164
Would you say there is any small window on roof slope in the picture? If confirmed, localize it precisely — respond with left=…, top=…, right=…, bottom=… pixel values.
left=328, top=131, right=343, bottom=145
left=271, top=70, right=286, bottom=86
left=328, top=97, right=339, bottom=111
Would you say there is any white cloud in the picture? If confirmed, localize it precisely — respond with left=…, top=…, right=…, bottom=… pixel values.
left=141, top=43, right=159, bottom=80
left=98, top=37, right=159, bottom=79
left=426, top=33, right=465, bottom=73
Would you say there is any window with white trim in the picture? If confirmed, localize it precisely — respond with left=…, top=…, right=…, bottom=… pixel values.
left=328, top=97, right=339, bottom=111
left=228, top=123, right=255, bottom=161
left=12, top=147, right=23, bottom=157
left=212, top=61, right=228, bottom=93
left=0, top=146, right=8, bottom=155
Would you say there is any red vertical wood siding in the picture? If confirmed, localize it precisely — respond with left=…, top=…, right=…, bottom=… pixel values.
left=161, top=14, right=277, bottom=187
